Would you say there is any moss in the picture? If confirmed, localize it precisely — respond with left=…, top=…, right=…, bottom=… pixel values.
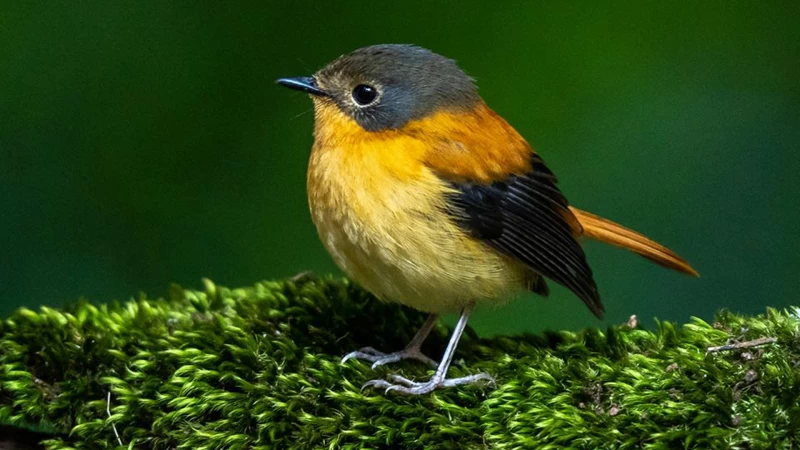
left=0, top=276, right=798, bottom=449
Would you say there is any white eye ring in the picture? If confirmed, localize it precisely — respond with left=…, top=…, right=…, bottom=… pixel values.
left=352, top=84, right=379, bottom=107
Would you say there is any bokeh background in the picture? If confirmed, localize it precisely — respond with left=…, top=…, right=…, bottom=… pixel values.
left=2, top=2, right=798, bottom=335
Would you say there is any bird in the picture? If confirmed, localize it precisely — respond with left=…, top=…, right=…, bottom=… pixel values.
left=276, top=44, right=698, bottom=395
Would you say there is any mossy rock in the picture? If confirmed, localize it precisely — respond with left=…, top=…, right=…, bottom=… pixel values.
left=0, top=277, right=798, bottom=449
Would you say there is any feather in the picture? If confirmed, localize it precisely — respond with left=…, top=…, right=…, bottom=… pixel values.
left=442, top=153, right=605, bottom=318
left=569, top=207, right=699, bottom=277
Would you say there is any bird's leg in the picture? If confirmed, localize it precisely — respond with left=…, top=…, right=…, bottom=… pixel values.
left=362, top=303, right=495, bottom=395
left=341, top=314, right=439, bottom=369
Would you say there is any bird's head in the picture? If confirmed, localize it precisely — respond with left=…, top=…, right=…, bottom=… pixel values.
left=277, top=44, right=480, bottom=133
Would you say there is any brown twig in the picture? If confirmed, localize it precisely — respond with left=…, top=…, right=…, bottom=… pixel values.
left=290, top=271, right=313, bottom=282
left=706, top=337, right=777, bottom=354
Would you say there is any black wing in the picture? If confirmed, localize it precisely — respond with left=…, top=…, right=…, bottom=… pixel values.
left=444, top=154, right=604, bottom=318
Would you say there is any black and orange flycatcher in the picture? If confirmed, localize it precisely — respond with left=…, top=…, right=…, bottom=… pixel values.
left=277, top=44, right=698, bottom=395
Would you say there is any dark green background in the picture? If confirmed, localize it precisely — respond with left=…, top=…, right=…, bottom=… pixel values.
left=2, top=2, right=798, bottom=335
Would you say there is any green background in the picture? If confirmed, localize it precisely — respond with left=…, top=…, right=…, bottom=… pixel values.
left=2, top=2, right=798, bottom=335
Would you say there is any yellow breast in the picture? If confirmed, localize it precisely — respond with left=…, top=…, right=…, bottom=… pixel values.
left=306, top=102, right=527, bottom=313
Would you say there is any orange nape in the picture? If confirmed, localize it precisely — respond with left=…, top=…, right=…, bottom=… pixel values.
left=311, top=99, right=533, bottom=183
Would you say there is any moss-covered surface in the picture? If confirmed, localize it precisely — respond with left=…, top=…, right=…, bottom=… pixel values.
left=0, top=277, right=798, bottom=449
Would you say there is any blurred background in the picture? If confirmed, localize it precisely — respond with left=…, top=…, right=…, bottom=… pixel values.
left=2, top=2, right=798, bottom=335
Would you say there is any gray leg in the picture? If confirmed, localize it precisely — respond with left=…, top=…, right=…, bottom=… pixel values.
left=362, top=303, right=495, bottom=395
left=341, top=314, right=439, bottom=369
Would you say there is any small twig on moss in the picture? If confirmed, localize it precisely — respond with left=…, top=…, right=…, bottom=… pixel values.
left=706, top=337, right=777, bottom=354
left=107, top=391, right=124, bottom=447
left=290, top=271, right=313, bottom=282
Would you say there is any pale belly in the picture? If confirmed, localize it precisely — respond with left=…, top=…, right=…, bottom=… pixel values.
left=307, top=152, right=528, bottom=313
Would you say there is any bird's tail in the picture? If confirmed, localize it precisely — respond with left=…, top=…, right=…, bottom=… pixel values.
left=569, top=207, right=699, bottom=277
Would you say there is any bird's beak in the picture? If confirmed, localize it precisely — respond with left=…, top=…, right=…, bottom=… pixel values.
left=275, top=76, right=329, bottom=97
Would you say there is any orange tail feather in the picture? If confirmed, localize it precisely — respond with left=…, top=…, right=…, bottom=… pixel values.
left=569, top=207, right=699, bottom=277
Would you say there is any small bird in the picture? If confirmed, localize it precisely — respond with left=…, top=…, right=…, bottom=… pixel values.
left=277, top=44, right=698, bottom=395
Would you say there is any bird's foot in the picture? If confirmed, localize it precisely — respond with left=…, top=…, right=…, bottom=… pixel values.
left=341, top=346, right=438, bottom=369
left=362, top=372, right=495, bottom=395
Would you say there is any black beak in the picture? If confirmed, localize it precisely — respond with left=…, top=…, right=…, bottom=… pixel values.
left=275, top=76, right=329, bottom=97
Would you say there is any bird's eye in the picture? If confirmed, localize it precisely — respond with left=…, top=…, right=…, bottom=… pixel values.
left=352, top=84, right=378, bottom=106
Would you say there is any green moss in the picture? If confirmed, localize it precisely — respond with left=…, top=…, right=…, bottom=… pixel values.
left=0, top=277, right=798, bottom=449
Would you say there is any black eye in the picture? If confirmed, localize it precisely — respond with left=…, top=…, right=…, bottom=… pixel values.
left=352, top=84, right=378, bottom=106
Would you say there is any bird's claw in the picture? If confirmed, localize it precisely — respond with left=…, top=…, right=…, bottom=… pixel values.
left=361, top=372, right=495, bottom=395
left=341, top=346, right=438, bottom=369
